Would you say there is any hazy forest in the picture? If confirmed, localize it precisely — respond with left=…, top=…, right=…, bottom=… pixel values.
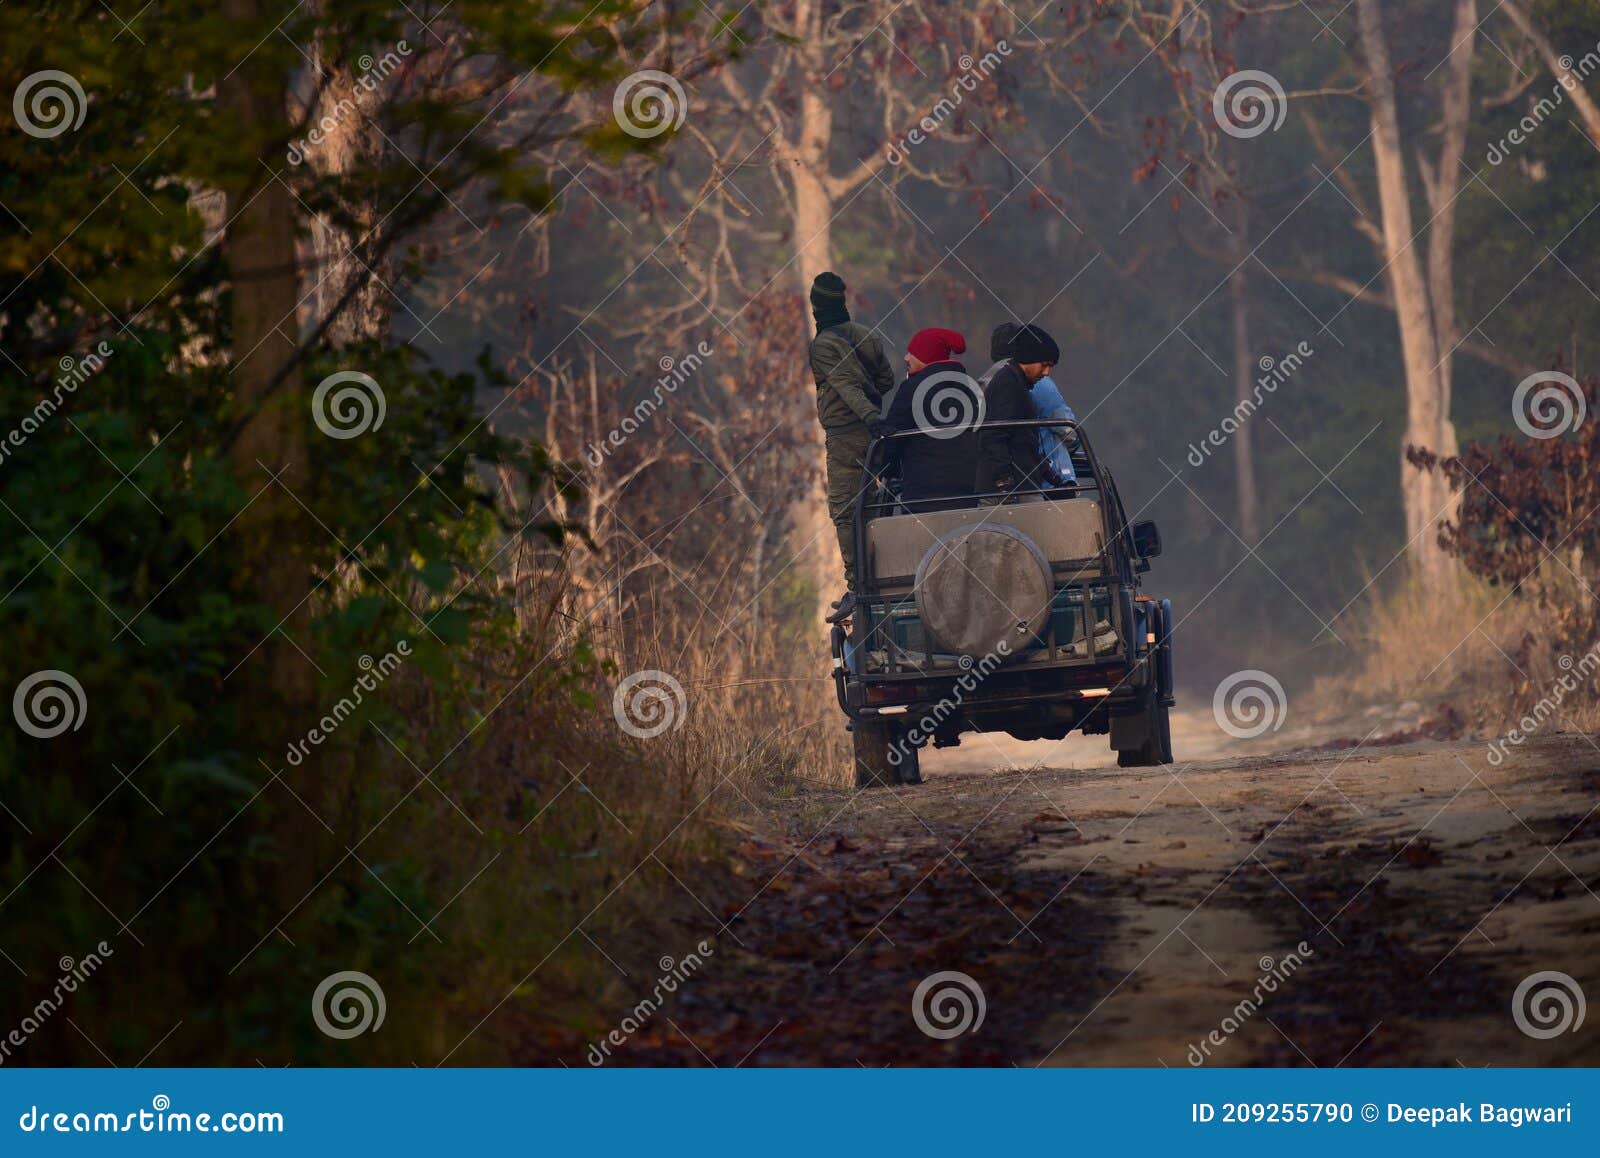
left=5, top=0, right=1600, bottom=1067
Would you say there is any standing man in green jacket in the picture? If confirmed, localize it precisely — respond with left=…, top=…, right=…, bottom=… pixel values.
left=807, top=272, right=896, bottom=594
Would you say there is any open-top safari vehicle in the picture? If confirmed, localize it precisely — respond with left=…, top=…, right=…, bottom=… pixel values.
left=829, top=418, right=1174, bottom=787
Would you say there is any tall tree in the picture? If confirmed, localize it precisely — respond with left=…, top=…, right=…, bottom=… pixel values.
left=300, top=24, right=399, bottom=344
left=1353, top=0, right=1470, bottom=582
left=1228, top=197, right=1261, bottom=541
left=220, top=0, right=315, bottom=741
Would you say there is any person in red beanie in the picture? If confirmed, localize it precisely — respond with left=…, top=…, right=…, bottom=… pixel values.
left=902, top=326, right=966, bottom=372
left=883, top=327, right=981, bottom=508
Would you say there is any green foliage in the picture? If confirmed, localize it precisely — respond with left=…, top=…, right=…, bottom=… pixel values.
left=1458, top=0, right=1600, bottom=401
left=0, top=0, right=660, bottom=1063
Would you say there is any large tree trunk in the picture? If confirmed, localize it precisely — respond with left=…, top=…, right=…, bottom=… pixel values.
left=791, top=101, right=837, bottom=295
left=785, top=2, right=846, bottom=606
left=305, top=27, right=393, bottom=344
left=789, top=160, right=844, bottom=604
left=1356, top=0, right=1459, bottom=582
left=220, top=0, right=319, bottom=895
left=1229, top=198, right=1260, bottom=542
left=1423, top=0, right=1476, bottom=413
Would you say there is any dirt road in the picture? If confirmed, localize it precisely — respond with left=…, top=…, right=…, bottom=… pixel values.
left=637, top=710, right=1600, bottom=1066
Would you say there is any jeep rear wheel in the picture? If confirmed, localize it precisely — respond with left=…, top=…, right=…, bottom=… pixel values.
left=852, top=721, right=921, bottom=788
left=1116, top=690, right=1172, bottom=767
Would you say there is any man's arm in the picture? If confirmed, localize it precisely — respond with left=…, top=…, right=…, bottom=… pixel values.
left=879, top=374, right=917, bottom=470
left=869, top=341, right=896, bottom=403
left=814, top=338, right=882, bottom=425
left=1031, top=377, right=1077, bottom=481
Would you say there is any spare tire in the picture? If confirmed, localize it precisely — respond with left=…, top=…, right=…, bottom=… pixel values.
left=914, top=523, right=1053, bottom=662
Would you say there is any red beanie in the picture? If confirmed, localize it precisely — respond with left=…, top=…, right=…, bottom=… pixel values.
left=907, top=327, right=967, bottom=365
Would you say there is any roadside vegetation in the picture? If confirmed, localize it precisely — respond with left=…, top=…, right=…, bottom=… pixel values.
left=0, top=0, right=789, bottom=1066
left=1323, top=375, right=1600, bottom=738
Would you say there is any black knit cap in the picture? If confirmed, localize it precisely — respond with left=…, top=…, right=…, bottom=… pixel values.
left=989, top=321, right=1022, bottom=361
left=809, top=271, right=847, bottom=310
left=1010, top=323, right=1060, bottom=365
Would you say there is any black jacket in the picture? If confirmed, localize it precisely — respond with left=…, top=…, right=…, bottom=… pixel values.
left=976, top=361, right=1049, bottom=495
left=884, top=360, right=979, bottom=503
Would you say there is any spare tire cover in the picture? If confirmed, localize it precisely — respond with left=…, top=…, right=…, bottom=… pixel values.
left=914, top=523, right=1053, bottom=661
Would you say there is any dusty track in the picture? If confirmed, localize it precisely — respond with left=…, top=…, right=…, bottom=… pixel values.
left=629, top=712, right=1600, bottom=1066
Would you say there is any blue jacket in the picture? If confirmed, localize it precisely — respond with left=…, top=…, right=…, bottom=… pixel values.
left=1030, top=375, right=1077, bottom=481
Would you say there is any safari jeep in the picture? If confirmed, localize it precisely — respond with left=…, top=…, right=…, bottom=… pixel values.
left=829, top=418, right=1174, bottom=787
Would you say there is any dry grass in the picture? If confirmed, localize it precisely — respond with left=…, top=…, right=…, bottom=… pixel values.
left=1321, top=570, right=1504, bottom=703
left=1315, top=564, right=1600, bottom=734
left=316, top=554, right=848, bottom=1066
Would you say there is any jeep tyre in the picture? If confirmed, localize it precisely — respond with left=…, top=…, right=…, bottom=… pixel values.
left=852, top=721, right=922, bottom=788
left=1116, top=685, right=1173, bottom=767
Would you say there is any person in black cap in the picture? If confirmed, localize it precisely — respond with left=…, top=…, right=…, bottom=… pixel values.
left=978, top=321, right=1023, bottom=388
left=975, top=323, right=1068, bottom=501
left=806, top=272, right=896, bottom=591
left=981, top=321, right=1078, bottom=484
